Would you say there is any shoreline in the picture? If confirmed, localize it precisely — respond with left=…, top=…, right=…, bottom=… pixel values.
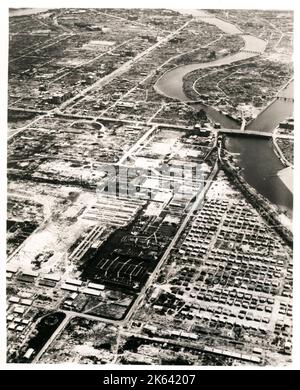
left=277, top=166, right=293, bottom=194
left=9, top=8, right=50, bottom=17
left=219, top=142, right=293, bottom=243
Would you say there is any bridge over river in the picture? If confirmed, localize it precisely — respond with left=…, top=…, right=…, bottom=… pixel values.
left=155, top=9, right=293, bottom=216
left=219, top=129, right=272, bottom=138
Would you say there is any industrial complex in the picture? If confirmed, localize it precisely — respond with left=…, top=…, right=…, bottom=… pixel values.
left=7, top=8, right=293, bottom=366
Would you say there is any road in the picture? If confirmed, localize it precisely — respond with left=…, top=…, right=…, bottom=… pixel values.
left=69, top=226, right=105, bottom=262
left=121, top=330, right=261, bottom=364
left=219, top=128, right=272, bottom=138
left=272, top=131, right=293, bottom=168
left=8, top=19, right=191, bottom=141
left=31, top=158, right=219, bottom=362
left=8, top=112, right=49, bottom=141
left=97, top=10, right=171, bottom=35
left=154, top=10, right=267, bottom=101
left=117, top=124, right=158, bottom=165
left=7, top=11, right=238, bottom=361
left=8, top=108, right=196, bottom=139
left=123, top=160, right=219, bottom=322
left=57, top=20, right=191, bottom=113
left=32, top=314, right=70, bottom=363
left=10, top=33, right=74, bottom=63
left=32, top=308, right=125, bottom=362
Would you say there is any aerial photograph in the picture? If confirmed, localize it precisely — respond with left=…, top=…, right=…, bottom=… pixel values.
left=6, top=6, right=293, bottom=367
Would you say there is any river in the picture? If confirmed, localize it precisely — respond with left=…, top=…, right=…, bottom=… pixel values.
left=155, top=9, right=293, bottom=216
left=229, top=80, right=293, bottom=217
left=154, top=50, right=261, bottom=101
left=155, top=10, right=267, bottom=101
left=10, top=8, right=293, bottom=215
left=224, top=136, right=293, bottom=213
left=246, top=81, right=294, bottom=132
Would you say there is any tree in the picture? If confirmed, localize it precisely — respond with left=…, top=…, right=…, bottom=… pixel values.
left=197, top=108, right=207, bottom=121
left=208, top=50, right=216, bottom=59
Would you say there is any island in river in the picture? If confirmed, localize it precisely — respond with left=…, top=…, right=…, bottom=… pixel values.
left=155, top=9, right=293, bottom=221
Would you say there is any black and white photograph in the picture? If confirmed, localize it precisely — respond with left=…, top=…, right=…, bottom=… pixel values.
left=2, top=0, right=299, bottom=372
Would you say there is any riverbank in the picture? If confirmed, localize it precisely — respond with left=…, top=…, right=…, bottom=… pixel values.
left=272, top=134, right=292, bottom=168
left=154, top=9, right=293, bottom=217
left=219, top=146, right=293, bottom=244
left=277, top=167, right=293, bottom=194
left=154, top=10, right=266, bottom=102
left=246, top=81, right=294, bottom=132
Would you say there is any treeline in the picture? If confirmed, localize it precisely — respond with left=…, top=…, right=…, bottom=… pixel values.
left=219, top=154, right=293, bottom=247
